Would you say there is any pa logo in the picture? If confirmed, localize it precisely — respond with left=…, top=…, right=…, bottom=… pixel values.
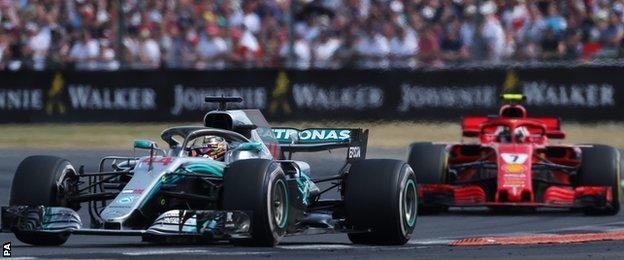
left=3, top=241, right=10, bottom=257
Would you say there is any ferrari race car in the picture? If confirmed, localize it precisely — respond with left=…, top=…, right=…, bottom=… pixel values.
left=2, top=96, right=417, bottom=246
left=408, top=94, right=621, bottom=215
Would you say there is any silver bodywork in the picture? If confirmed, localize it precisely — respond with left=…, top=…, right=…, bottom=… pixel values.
left=2, top=109, right=277, bottom=239
left=1, top=108, right=360, bottom=243
left=100, top=109, right=275, bottom=227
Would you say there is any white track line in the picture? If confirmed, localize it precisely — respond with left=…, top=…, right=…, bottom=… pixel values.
left=538, top=221, right=624, bottom=234
left=408, top=239, right=455, bottom=246
left=278, top=244, right=355, bottom=250
left=122, top=249, right=273, bottom=256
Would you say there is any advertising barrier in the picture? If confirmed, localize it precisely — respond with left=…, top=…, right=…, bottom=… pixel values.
left=0, top=67, right=621, bottom=123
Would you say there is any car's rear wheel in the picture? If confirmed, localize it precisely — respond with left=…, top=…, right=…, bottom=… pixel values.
left=9, top=156, right=79, bottom=246
left=407, top=142, right=449, bottom=214
left=222, top=159, right=289, bottom=246
left=345, top=159, right=417, bottom=245
left=578, top=145, right=621, bottom=215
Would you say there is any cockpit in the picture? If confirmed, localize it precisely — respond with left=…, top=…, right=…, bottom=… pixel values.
left=160, top=126, right=271, bottom=163
left=479, top=120, right=548, bottom=144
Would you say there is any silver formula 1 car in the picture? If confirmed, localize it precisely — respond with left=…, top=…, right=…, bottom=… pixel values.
left=2, top=96, right=417, bottom=246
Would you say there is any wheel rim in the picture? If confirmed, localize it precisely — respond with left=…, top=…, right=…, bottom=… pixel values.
left=403, top=179, right=417, bottom=227
left=56, top=166, right=78, bottom=208
left=272, top=179, right=288, bottom=228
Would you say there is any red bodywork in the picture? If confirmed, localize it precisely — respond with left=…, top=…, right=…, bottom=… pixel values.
left=419, top=104, right=612, bottom=209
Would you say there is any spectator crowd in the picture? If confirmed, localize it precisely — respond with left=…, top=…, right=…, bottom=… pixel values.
left=1, top=0, right=624, bottom=70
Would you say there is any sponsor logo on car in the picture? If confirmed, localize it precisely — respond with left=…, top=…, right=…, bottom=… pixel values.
left=503, top=164, right=526, bottom=173
left=118, top=195, right=138, bottom=204
left=121, top=189, right=144, bottom=194
left=501, top=153, right=529, bottom=164
left=272, top=128, right=351, bottom=143
left=348, top=147, right=361, bottom=158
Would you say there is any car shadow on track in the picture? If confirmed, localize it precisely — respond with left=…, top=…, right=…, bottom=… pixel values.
left=13, top=241, right=359, bottom=249
left=424, top=208, right=597, bottom=217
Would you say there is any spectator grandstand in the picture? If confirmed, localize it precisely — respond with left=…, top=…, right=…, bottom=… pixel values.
left=0, top=0, right=623, bottom=70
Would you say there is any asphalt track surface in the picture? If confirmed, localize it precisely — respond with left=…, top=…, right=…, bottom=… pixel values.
left=1, top=148, right=623, bottom=259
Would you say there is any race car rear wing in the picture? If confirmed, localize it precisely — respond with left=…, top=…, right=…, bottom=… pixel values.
left=462, top=116, right=565, bottom=139
left=271, top=128, right=368, bottom=162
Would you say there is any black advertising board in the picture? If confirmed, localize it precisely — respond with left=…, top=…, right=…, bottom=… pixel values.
left=0, top=67, right=621, bottom=123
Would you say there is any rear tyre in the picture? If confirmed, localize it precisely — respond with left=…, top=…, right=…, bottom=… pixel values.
left=407, top=142, right=449, bottom=214
left=222, top=159, right=289, bottom=246
left=9, top=155, right=78, bottom=246
left=578, top=145, right=621, bottom=215
left=345, top=159, right=417, bottom=245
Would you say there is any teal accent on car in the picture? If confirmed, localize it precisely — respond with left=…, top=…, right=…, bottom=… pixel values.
left=238, top=142, right=263, bottom=152
left=134, top=139, right=156, bottom=150
left=43, top=208, right=53, bottom=228
left=140, top=161, right=225, bottom=208
left=275, top=179, right=289, bottom=229
left=296, top=172, right=312, bottom=206
left=177, top=162, right=225, bottom=177
left=404, top=179, right=417, bottom=227
left=139, top=181, right=164, bottom=209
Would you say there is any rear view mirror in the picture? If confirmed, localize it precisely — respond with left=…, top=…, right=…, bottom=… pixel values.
left=546, top=131, right=566, bottom=139
left=134, top=139, right=157, bottom=150
left=238, top=142, right=263, bottom=152
left=462, top=129, right=480, bottom=137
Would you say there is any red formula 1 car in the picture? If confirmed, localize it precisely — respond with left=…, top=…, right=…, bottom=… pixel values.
left=408, top=94, right=621, bottom=215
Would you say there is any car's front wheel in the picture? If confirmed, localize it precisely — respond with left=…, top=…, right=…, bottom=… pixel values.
left=407, top=142, right=449, bottom=214
left=578, top=145, right=621, bottom=215
left=9, top=155, right=79, bottom=246
left=222, top=159, right=289, bottom=246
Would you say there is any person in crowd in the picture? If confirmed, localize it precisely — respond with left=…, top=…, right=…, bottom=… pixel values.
left=1, top=0, right=624, bottom=70
left=540, top=28, right=564, bottom=60
left=389, top=25, right=418, bottom=68
left=196, top=24, right=228, bottom=69
left=69, top=31, right=100, bottom=70
left=480, top=1, right=506, bottom=62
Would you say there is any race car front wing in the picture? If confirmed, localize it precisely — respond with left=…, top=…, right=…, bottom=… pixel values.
left=0, top=206, right=251, bottom=241
left=418, top=184, right=613, bottom=208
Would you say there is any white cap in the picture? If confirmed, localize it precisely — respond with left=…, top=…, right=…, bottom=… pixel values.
left=480, top=1, right=497, bottom=15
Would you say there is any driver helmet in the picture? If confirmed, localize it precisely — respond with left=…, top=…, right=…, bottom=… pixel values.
left=495, top=126, right=512, bottom=143
left=514, top=126, right=529, bottom=143
left=191, top=135, right=228, bottom=160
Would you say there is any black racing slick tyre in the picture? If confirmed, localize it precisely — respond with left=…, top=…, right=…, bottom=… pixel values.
left=9, top=156, right=79, bottom=246
left=578, top=145, right=621, bottom=215
left=222, top=159, right=289, bottom=246
left=407, top=142, right=449, bottom=214
left=345, top=159, right=417, bottom=245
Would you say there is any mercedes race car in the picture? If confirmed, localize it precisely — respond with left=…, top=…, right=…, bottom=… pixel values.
left=2, top=96, right=417, bottom=246
left=408, top=94, right=621, bottom=215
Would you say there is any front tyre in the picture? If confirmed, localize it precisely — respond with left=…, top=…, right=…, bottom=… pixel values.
left=407, top=142, right=449, bottom=214
left=578, top=145, right=621, bottom=215
left=345, top=159, right=417, bottom=245
left=222, top=159, right=289, bottom=246
left=9, top=156, right=79, bottom=246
